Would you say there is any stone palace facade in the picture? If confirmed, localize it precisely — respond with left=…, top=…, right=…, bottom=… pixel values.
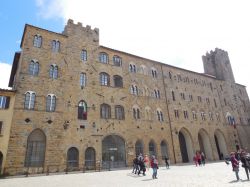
left=1, top=19, right=250, bottom=175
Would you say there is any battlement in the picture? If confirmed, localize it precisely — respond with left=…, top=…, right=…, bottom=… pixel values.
left=62, top=19, right=99, bottom=43
left=202, top=48, right=235, bottom=82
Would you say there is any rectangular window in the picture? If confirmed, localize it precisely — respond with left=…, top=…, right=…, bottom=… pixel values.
left=192, top=111, right=197, bottom=120
left=189, top=94, right=193, bottom=101
left=0, top=121, right=3, bottom=135
left=0, top=96, right=10, bottom=109
left=184, top=111, right=188, bottom=119
left=214, top=99, right=217, bottom=108
left=180, top=93, right=185, bottom=100
left=174, top=110, right=179, bottom=118
left=198, top=96, right=202, bottom=103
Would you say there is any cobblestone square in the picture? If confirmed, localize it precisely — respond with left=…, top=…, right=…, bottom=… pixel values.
left=0, top=162, right=250, bottom=187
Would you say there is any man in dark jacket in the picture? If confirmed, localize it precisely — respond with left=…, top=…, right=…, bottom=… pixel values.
left=240, top=151, right=250, bottom=180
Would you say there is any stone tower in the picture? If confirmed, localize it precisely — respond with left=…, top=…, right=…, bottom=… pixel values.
left=202, top=48, right=235, bottom=83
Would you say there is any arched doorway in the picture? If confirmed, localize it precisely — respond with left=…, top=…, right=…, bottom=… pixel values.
left=214, top=130, right=228, bottom=160
left=135, top=140, right=144, bottom=156
left=198, top=129, right=213, bottom=160
left=102, top=135, right=126, bottom=169
left=160, top=140, right=169, bottom=159
left=178, top=128, right=194, bottom=163
left=85, top=147, right=96, bottom=170
left=0, top=151, right=3, bottom=174
left=67, top=147, right=79, bottom=169
left=25, top=129, right=46, bottom=167
left=149, top=140, right=157, bottom=157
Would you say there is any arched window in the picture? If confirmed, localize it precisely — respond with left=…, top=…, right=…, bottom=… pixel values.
left=52, top=40, right=60, bottom=52
left=80, top=73, right=86, bottom=88
left=46, top=94, right=56, bottom=112
left=33, top=35, right=42, bottom=48
left=100, top=103, right=111, bottom=119
left=29, top=60, right=39, bottom=76
left=133, top=107, right=140, bottom=119
left=113, top=75, right=123, bottom=87
left=81, top=50, right=87, bottom=61
left=135, top=140, right=144, bottom=156
left=78, top=100, right=87, bottom=120
left=24, top=91, right=36, bottom=110
left=99, top=52, right=109, bottom=64
left=113, top=55, right=122, bottom=66
left=154, top=89, right=160, bottom=99
left=129, top=64, right=136, bottom=73
left=149, top=140, right=157, bottom=157
left=151, top=68, right=157, bottom=78
left=100, top=72, right=110, bottom=86
left=115, top=105, right=125, bottom=120
left=157, top=110, right=164, bottom=122
left=49, top=65, right=58, bottom=79
left=130, top=85, right=138, bottom=95
left=25, top=129, right=46, bottom=167
left=85, top=147, right=96, bottom=170
left=67, top=147, right=79, bottom=168
left=169, top=72, right=172, bottom=79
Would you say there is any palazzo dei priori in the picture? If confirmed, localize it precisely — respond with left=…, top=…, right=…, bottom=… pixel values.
left=1, top=19, right=250, bottom=175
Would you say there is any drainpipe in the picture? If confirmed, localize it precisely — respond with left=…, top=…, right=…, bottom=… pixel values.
left=160, top=64, right=177, bottom=164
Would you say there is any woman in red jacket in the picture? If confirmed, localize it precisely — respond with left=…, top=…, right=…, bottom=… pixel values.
left=230, top=152, right=240, bottom=181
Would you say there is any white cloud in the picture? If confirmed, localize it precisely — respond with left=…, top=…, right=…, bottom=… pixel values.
left=35, top=0, right=250, bottom=94
left=0, top=62, right=12, bottom=89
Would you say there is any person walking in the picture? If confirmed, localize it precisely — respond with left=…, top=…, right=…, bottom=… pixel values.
left=150, top=155, right=158, bottom=179
left=230, top=152, right=240, bottom=181
left=144, top=154, right=150, bottom=171
left=240, top=150, right=250, bottom=180
left=164, top=156, right=170, bottom=169
left=201, top=152, right=206, bottom=166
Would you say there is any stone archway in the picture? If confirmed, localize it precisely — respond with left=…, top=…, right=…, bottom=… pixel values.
left=179, top=128, right=194, bottom=163
left=198, top=129, right=213, bottom=160
left=25, top=129, right=46, bottom=167
left=102, top=135, right=126, bottom=169
left=85, top=147, right=96, bottom=170
left=214, top=129, right=228, bottom=160
left=135, top=140, right=144, bottom=156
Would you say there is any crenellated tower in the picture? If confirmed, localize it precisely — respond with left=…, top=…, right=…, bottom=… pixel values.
left=202, top=48, right=235, bottom=83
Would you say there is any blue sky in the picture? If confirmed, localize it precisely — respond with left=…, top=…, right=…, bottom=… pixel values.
left=0, top=0, right=63, bottom=64
left=0, top=0, right=250, bottom=95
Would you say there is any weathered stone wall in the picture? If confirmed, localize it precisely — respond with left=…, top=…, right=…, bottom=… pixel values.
left=4, top=20, right=250, bottom=175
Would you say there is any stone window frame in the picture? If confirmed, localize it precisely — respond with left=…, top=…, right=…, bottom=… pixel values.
left=115, top=105, right=125, bottom=120
left=46, top=94, right=56, bottom=112
left=113, top=75, right=123, bottom=88
left=129, top=63, right=137, bottom=73
left=99, top=52, right=109, bottom=64
left=156, top=108, right=164, bottom=122
left=33, top=34, right=42, bottom=48
left=113, top=55, right=122, bottom=66
left=192, top=111, right=197, bottom=120
left=0, top=96, right=10, bottom=109
left=151, top=67, right=158, bottom=78
left=100, top=103, right=111, bottom=119
left=51, top=40, right=60, bottom=52
left=24, top=91, right=36, bottom=110
left=99, top=72, right=110, bottom=86
left=81, top=49, right=87, bottom=61
left=174, top=109, right=179, bottom=118
left=80, top=72, right=87, bottom=89
left=49, top=64, right=58, bottom=79
left=78, top=100, right=87, bottom=120
left=132, top=105, right=140, bottom=120
left=183, top=110, right=188, bottom=119
left=130, top=84, right=139, bottom=95
left=145, top=106, right=152, bottom=120
left=29, top=59, right=39, bottom=76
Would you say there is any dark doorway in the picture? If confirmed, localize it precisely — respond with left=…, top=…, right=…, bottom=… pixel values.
left=85, top=147, right=96, bottom=170
left=198, top=133, right=205, bottom=153
left=214, top=135, right=222, bottom=160
left=179, top=132, right=189, bottom=162
left=102, top=135, right=126, bottom=169
left=67, top=147, right=79, bottom=170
